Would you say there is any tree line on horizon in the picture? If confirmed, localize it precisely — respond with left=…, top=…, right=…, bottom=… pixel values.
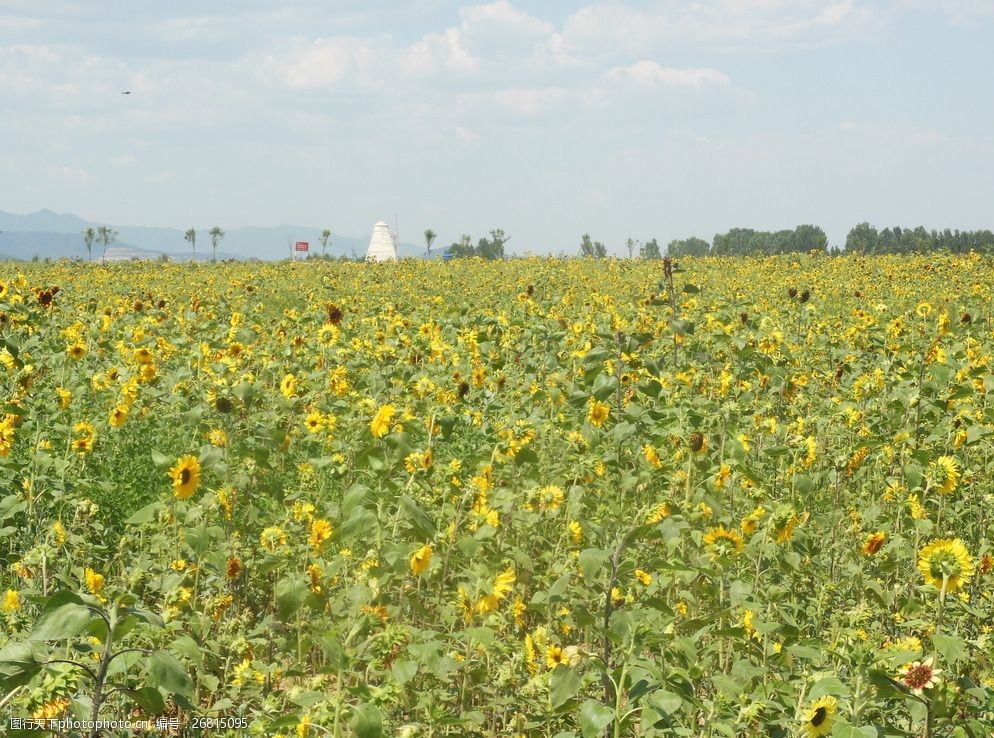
left=668, top=223, right=994, bottom=257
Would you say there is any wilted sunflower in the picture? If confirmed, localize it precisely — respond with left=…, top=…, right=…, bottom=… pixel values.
left=170, top=455, right=202, bottom=500
left=917, top=538, right=973, bottom=593
left=861, top=531, right=887, bottom=556
left=801, top=695, right=837, bottom=737
left=899, top=658, right=942, bottom=695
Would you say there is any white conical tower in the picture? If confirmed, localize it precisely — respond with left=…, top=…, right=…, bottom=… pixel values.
left=365, top=221, right=397, bottom=262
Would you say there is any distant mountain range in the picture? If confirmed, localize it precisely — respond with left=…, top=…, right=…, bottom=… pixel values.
left=0, top=208, right=426, bottom=261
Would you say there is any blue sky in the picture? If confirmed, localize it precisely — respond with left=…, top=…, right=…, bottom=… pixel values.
left=2, top=1, right=992, bottom=253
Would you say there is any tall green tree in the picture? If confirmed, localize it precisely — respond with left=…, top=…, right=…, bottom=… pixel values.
left=579, top=233, right=606, bottom=258
left=668, top=237, right=709, bottom=257
left=640, top=238, right=661, bottom=259
left=625, top=238, right=639, bottom=259
left=845, top=222, right=878, bottom=253
left=477, top=229, right=508, bottom=260
left=424, top=228, right=437, bottom=259
left=449, top=234, right=475, bottom=258
left=209, top=226, right=224, bottom=263
left=96, top=226, right=117, bottom=261
left=319, top=229, right=332, bottom=258
left=82, top=227, right=97, bottom=261
left=184, top=228, right=196, bottom=258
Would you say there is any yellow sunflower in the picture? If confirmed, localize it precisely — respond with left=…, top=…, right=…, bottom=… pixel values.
left=801, top=695, right=837, bottom=737
left=917, top=538, right=974, bottom=593
left=587, top=400, right=610, bottom=427
left=703, top=525, right=745, bottom=558
left=929, top=455, right=959, bottom=494
left=66, top=342, right=87, bottom=360
left=370, top=404, right=396, bottom=438
left=169, top=455, right=201, bottom=500
left=861, top=531, right=887, bottom=555
left=108, top=405, right=129, bottom=428
left=409, top=544, right=432, bottom=576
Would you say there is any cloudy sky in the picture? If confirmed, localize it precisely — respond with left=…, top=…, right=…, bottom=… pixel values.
left=2, top=1, right=992, bottom=253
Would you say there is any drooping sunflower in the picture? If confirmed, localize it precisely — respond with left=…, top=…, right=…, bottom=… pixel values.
left=84, top=567, right=105, bottom=594
left=801, top=695, right=837, bottom=737
left=862, top=531, right=887, bottom=556
left=280, top=373, right=299, bottom=399
left=170, top=455, right=201, bottom=500
left=917, top=538, right=974, bottom=593
left=66, top=342, right=87, bottom=361
left=108, top=405, right=128, bottom=428
left=370, top=404, right=396, bottom=438
left=409, top=544, right=432, bottom=576
left=308, top=519, right=333, bottom=551
left=929, top=455, right=960, bottom=494
left=703, top=525, right=744, bottom=558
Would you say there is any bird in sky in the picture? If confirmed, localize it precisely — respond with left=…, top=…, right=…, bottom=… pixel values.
left=122, top=91, right=131, bottom=95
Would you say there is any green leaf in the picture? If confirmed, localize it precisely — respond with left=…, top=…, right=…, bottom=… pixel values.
left=932, top=633, right=966, bottom=665
left=547, top=572, right=572, bottom=600
left=126, top=687, right=165, bottom=715
left=151, top=450, right=171, bottom=468
left=578, top=699, right=614, bottom=738
left=646, top=689, right=684, bottom=715
left=579, top=548, right=611, bottom=581
left=0, top=642, right=41, bottom=691
left=550, top=666, right=581, bottom=709
left=275, top=576, right=308, bottom=619
left=125, top=502, right=162, bottom=525
left=30, top=601, right=93, bottom=641
left=168, top=635, right=204, bottom=666
left=339, top=508, right=378, bottom=542
left=147, top=651, right=193, bottom=696
left=350, top=703, right=383, bottom=738
left=830, top=723, right=877, bottom=738
left=809, top=676, right=850, bottom=700
left=391, top=659, right=418, bottom=685
left=400, top=495, right=436, bottom=541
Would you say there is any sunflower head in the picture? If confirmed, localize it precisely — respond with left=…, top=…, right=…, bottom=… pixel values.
left=170, top=455, right=202, bottom=500
left=918, top=538, right=974, bottom=593
left=929, top=455, right=960, bottom=494
left=802, top=695, right=837, bottom=737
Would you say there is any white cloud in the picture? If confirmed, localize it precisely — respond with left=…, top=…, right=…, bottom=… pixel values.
left=46, top=165, right=93, bottom=185
left=604, top=61, right=731, bottom=89
left=557, top=0, right=874, bottom=57
left=488, top=87, right=567, bottom=115
left=257, top=36, right=383, bottom=89
left=403, top=28, right=479, bottom=78
left=894, top=0, right=994, bottom=24
left=458, top=1, right=554, bottom=38
left=455, top=125, right=481, bottom=144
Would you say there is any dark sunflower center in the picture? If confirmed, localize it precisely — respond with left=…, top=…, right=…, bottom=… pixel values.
left=180, top=469, right=191, bottom=484
left=811, top=707, right=826, bottom=727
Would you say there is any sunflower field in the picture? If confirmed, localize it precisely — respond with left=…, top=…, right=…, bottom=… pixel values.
left=1, top=254, right=993, bottom=737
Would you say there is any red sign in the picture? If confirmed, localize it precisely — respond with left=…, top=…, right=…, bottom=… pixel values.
left=295, top=241, right=309, bottom=252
